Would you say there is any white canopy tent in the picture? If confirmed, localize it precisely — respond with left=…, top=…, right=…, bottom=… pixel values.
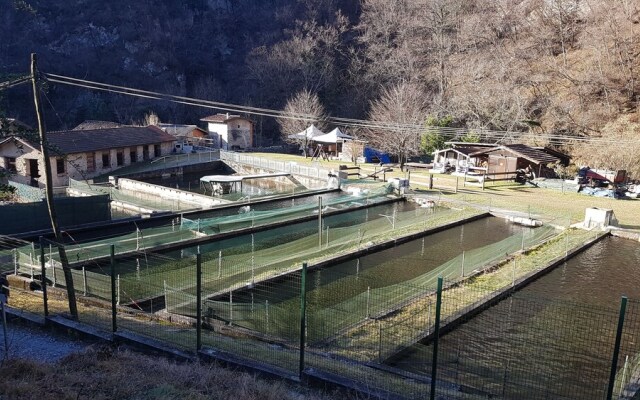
left=312, top=128, right=354, bottom=144
left=287, top=124, right=325, bottom=140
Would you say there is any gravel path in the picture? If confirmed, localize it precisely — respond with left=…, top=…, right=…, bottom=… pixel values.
left=0, top=316, right=90, bottom=363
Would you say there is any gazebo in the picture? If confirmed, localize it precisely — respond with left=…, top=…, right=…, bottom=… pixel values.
left=311, top=128, right=354, bottom=157
left=288, top=125, right=325, bottom=156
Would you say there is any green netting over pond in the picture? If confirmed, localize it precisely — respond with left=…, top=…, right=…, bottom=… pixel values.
left=141, top=205, right=469, bottom=301
left=179, top=184, right=394, bottom=234
left=17, top=186, right=396, bottom=265
left=13, top=201, right=470, bottom=307
left=170, top=225, right=558, bottom=342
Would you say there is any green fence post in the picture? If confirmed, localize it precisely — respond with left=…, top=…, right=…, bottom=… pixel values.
left=430, top=277, right=443, bottom=400
left=110, top=244, right=117, bottom=333
left=39, top=237, right=48, bottom=317
left=196, top=252, right=202, bottom=351
left=299, top=262, right=308, bottom=380
left=607, top=296, right=628, bottom=400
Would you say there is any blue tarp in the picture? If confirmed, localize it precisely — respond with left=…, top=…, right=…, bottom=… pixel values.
left=579, top=186, right=620, bottom=198
left=363, top=147, right=391, bottom=164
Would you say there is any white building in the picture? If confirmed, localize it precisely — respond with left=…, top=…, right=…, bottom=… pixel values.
left=200, top=113, right=254, bottom=151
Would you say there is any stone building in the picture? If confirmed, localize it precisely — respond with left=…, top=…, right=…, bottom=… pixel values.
left=200, top=113, right=254, bottom=151
left=0, top=126, right=176, bottom=187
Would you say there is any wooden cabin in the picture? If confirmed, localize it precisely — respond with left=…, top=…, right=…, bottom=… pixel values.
left=433, top=143, right=562, bottom=178
left=432, top=144, right=494, bottom=174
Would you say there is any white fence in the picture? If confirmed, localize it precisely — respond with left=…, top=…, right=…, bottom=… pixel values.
left=220, top=151, right=331, bottom=181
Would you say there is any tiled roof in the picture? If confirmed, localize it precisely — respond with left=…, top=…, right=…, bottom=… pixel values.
left=470, top=144, right=560, bottom=164
left=45, top=126, right=176, bottom=155
left=434, top=146, right=492, bottom=157
left=157, top=124, right=206, bottom=137
left=0, top=118, right=32, bottom=131
left=453, top=146, right=491, bottom=156
left=503, top=144, right=560, bottom=164
left=200, top=113, right=250, bottom=123
left=73, top=120, right=126, bottom=130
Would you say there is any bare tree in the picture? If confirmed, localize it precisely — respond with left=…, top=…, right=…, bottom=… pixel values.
left=351, top=0, right=426, bottom=101
left=143, top=111, right=160, bottom=126
left=277, top=89, right=327, bottom=157
left=422, top=0, right=463, bottom=105
left=529, top=0, right=584, bottom=65
left=570, top=114, right=640, bottom=178
left=246, top=14, right=348, bottom=106
left=362, top=82, right=428, bottom=170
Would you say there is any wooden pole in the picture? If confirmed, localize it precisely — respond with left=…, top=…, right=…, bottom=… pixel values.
left=31, top=53, right=78, bottom=318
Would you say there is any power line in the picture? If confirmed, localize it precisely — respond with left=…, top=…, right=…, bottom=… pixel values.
left=0, top=75, right=31, bottom=91
left=42, top=73, right=640, bottom=146
left=45, top=73, right=320, bottom=122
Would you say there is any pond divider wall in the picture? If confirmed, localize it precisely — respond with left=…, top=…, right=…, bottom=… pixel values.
left=117, top=177, right=226, bottom=208
left=13, top=187, right=340, bottom=242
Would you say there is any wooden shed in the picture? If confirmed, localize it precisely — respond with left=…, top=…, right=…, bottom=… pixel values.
left=470, top=144, right=560, bottom=178
left=432, top=144, right=495, bottom=173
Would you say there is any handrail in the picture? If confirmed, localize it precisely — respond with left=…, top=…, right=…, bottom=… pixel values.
left=150, top=156, right=170, bottom=164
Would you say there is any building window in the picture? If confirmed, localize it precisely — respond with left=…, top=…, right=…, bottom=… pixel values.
left=130, top=150, right=137, bottom=163
left=6, top=157, right=16, bottom=172
left=116, top=151, right=124, bottom=166
left=102, top=153, right=110, bottom=168
left=56, top=158, right=65, bottom=174
left=237, top=124, right=240, bottom=128
left=154, top=144, right=161, bottom=157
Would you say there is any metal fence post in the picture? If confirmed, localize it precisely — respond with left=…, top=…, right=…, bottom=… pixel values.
left=318, top=197, right=323, bottom=249
left=606, top=296, right=628, bottom=400
left=196, top=252, right=202, bottom=351
left=39, top=237, right=48, bottom=317
left=430, top=277, right=444, bottom=400
left=110, top=244, right=117, bottom=333
left=299, top=262, right=308, bottom=380
left=82, top=267, right=87, bottom=296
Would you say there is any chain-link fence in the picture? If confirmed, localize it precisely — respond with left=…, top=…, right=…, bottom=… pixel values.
left=2, top=223, right=637, bottom=399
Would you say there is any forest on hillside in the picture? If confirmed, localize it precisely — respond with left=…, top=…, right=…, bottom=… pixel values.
left=1, top=0, right=639, bottom=172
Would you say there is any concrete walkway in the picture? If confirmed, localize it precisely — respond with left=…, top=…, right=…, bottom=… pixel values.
left=0, top=316, right=90, bottom=363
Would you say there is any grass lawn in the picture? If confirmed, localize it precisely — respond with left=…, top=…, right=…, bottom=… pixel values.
left=250, top=152, right=640, bottom=229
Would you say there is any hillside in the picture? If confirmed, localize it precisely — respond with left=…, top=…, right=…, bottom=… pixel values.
left=0, top=0, right=638, bottom=152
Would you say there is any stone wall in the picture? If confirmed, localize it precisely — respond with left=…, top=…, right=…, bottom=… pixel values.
left=117, top=178, right=223, bottom=209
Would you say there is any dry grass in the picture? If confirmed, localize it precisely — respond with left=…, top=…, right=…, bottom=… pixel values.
left=250, top=152, right=640, bottom=228
left=0, top=347, right=345, bottom=400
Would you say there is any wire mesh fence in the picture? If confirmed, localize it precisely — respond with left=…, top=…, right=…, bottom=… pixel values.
left=46, top=187, right=399, bottom=264
left=1, top=221, right=637, bottom=399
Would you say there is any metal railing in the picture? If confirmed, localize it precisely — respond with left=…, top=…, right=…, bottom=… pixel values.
left=220, top=150, right=331, bottom=181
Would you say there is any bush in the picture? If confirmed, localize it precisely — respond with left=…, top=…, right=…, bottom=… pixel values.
left=0, top=184, right=16, bottom=201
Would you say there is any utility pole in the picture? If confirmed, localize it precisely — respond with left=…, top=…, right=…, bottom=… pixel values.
left=31, top=53, right=78, bottom=318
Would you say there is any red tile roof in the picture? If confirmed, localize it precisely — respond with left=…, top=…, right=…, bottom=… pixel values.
left=44, top=126, right=176, bottom=155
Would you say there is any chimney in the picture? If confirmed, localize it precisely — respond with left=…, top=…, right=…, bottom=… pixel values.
left=226, top=113, right=229, bottom=119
